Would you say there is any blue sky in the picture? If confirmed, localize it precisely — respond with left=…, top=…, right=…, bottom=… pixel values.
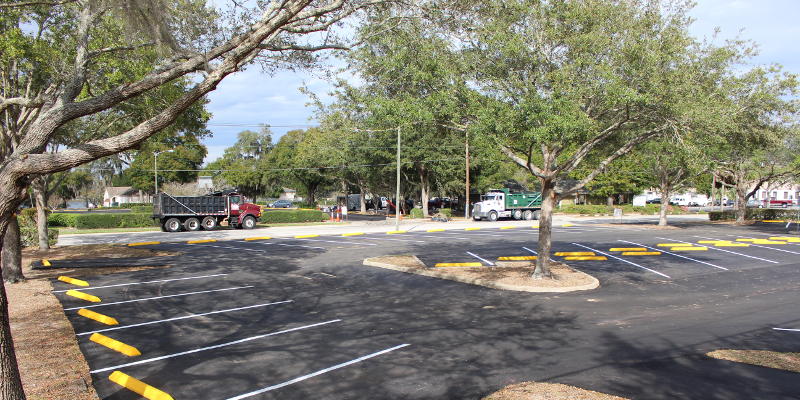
left=201, top=0, right=800, bottom=164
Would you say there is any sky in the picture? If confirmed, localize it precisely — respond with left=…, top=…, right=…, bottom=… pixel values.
left=200, top=0, right=800, bottom=164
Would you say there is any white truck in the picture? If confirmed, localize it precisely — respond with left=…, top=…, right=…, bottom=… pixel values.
left=472, top=189, right=543, bottom=221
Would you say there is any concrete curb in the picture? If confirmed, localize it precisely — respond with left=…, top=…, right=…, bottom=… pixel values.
left=363, top=256, right=600, bottom=293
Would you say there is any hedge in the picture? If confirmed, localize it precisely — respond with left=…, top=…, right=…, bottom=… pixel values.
left=409, top=208, right=424, bottom=219
left=73, top=213, right=158, bottom=229
left=557, top=204, right=685, bottom=215
left=130, top=205, right=153, bottom=213
left=48, top=213, right=79, bottom=227
left=709, top=208, right=800, bottom=221
left=260, top=209, right=329, bottom=224
left=438, top=208, right=453, bottom=217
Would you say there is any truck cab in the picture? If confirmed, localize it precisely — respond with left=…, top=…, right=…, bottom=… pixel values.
left=472, top=189, right=542, bottom=221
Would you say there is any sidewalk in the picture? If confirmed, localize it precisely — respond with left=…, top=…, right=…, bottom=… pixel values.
left=56, top=213, right=709, bottom=246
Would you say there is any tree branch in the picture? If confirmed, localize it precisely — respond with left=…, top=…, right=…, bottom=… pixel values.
left=0, top=0, right=74, bottom=8
left=500, top=145, right=547, bottom=179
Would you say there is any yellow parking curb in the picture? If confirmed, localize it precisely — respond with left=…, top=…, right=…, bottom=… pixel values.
left=531, top=225, right=539, bottom=229
left=244, top=236, right=271, bottom=241
left=608, top=247, right=646, bottom=252
left=42, top=259, right=51, bottom=267
left=89, top=333, right=141, bottom=357
left=769, top=236, right=799, bottom=241
left=66, top=290, right=101, bottom=303
left=187, top=239, right=216, bottom=244
left=342, top=232, right=364, bottom=236
left=294, top=234, right=319, bottom=239
left=386, top=230, right=407, bottom=234
left=735, top=238, right=758, bottom=242
left=427, top=229, right=445, bottom=232
left=669, top=247, right=708, bottom=251
left=697, top=240, right=729, bottom=244
left=561, top=223, right=574, bottom=227
left=762, top=220, right=785, bottom=223
left=434, top=262, right=483, bottom=267
left=78, top=309, right=119, bottom=325
left=554, top=252, right=595, bottom=256
left=714, top=243, right=749, bottom=247
left=127, top=241, right=160, bottom=247
left=465, top=227, right=481, bottom=231
left=58, top=276, right=89, bottom=287
left=564, top=256, right=607, bottom=261
left=621, top=251, right=662, bottom=256
left=497, top=256, right=537, bottom=261
left=752, top=240, right=786, bottom=244
left=500, top=226, right=517, bottom=230
left=109, top=371, right=174, bottom=400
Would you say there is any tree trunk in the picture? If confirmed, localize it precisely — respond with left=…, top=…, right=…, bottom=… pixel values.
left=1, top=217, right=23, bottom=284
left=658, top=189, right=670, bottom=227
left=32, top=178, right=49, bottom=250
left=606, top=196, right=614, bottom=207
left=534, top=178, right=556, bottom=279
left=735, top=186, right=748, bottom=225
left=0, top=212, right=26, bottom=399
left=420, top=169, right=429, bottom=217
left=359, top=186, right=367, bottom=212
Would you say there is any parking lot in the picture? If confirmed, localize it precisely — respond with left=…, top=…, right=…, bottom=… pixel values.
left=51, top=221, right=800, bottom=399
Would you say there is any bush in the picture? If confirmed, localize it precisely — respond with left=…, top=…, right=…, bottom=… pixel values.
left=73, top=213, right=158, bottom=229
left=260, top=209, right=329, bottom=224
left=48, top=213, right=79, bottom=227
left=439, top=208, right=453, bottom=217
left=17, top=209, right=59, bottom=247
left=710, top=208, right=799, bottom=221
left=409, top=208, right=424, bottom=219
left=130, top=205, right=153, bottom=213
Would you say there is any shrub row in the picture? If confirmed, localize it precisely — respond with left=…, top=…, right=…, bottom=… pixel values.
left=96, top=202, right=152, bottom=209
left=409, top=208, right=424, bottom=218
left=260, top=209, right=329, bottom=224
left=709, top=209, right=800, bottom=221
left=129, top=205, right=153, bottom=213
left=48, top=213, right=79, bottom=227
left=557, top=204, right=685, bottom=215
left=72, top=213, right=158, bottom=229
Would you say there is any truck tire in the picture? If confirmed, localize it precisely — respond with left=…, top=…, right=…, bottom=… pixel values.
left=184, top=217, right=201, bottom=231
left=523, top=210, right=533, bottom=220
left=512, top=210, right=522, bottom=220
left=532, top=210, right=541, bottom=220
left=164, top=218, right=182, bottom=232
left=488, top=211, right=498, bottom=222
left=160, top=220, right=168, bottom=232
left=201, top=216, right=218, bottom=231
left=242, top=215, right=256, bottom=229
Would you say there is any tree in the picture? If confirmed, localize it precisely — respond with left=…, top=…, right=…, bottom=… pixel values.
left=0, top=1, right=385, bottom=397
left=461, top=0, right=728, bottom=277
left=269, top=128, right=334, bottom=205
left=207, top=127, right=273, bottom=201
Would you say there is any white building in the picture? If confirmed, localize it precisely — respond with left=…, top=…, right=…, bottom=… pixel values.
left=103, top=187, right=149, bottom=206
left=751, top=182, right=800, bottom=205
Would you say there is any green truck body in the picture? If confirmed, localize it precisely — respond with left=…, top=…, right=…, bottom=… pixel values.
left=472, top=188, right=543, bottom=221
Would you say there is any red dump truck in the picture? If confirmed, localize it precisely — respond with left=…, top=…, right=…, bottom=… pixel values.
left=153, top=191, right=261, bottom=232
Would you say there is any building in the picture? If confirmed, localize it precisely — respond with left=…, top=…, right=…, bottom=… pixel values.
left=751, top=182, right=800, bottom=205
left=103, top=187, right=149, bottom=206
left=197, top=176, right=214, bottom=192
left=279, top=188, right=297, bottom=201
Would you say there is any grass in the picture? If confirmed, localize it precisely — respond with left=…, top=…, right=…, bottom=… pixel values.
left=707, top=349, right=800, bottom=373
left=483, top=382, right=628, bottom=400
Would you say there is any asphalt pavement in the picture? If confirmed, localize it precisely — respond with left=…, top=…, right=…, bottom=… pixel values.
left=50, top=219, right=800, bottom=399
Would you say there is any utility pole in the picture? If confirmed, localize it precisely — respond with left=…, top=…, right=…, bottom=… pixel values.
left=395, top=126, right=402, bottom=231
left=465, top=130, right=470, bottom=219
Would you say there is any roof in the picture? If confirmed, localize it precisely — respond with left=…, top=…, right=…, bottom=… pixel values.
left=105, top=186, right=137, bottom=196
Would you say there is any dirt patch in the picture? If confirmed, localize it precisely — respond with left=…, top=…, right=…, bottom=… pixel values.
left=483, top=382, right=628, bottom=400
left=22, top=244, right=178, bottom=279
left=707, top=350, right=800, bottom=373
left=363, top=255, right=599, bottom=293
left=7, top=279, right=99, bottom=400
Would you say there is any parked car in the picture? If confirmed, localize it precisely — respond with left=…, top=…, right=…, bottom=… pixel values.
left=269, top=200, right=293, bottom=208
left=746, top=199, right=763, bottom=208
left=645, top=198, right=661, bottom=204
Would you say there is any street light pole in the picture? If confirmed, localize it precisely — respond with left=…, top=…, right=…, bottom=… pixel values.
left=395, top=126, right=401, bottom=232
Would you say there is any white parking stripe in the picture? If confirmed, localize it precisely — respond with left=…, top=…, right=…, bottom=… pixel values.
left=619, top=240, right=728, bottom=271
left=696, top=235, right=800, bottom=255
left=63, top=286, right=254, bottom=311
left=442, top=232, right=506, bottom=237
left=417, top=235, right=469, bottom=240
left=89, top=319, right=342, bottom=374
left=522, top=246, right=556, bottom=262
left=357, top=237, right=426, bottom=243
left=773, top=328, right=800, bottom=332
left=466, top=251, right=495, bottom=266
left=654, top=236, right=779, bottom=264
left=225, top=344, right=411, bottom=400
left=53, top=273, right=229, bottom=293
left=77, top=300, right=293, bottom=336
left=293, top=238, right=377, bottom=246
left=571, top=243, right=671, bottom=278
left=243, top=241, right=326, bottom=250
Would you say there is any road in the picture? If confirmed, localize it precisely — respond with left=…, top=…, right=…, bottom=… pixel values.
left=50, top=220, right=800, bottom=399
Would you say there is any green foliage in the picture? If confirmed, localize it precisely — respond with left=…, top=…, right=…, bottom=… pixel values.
left=438, top=208, right=453, bottom=217
left=207, top=127, right=274, bottom=200
left=17, top=211, right=58, bottom=248
left=260, top=209, right=329, bottom=224
left=130, top=205, right=153, bottom=213
left=73, top=213, right=158, bottom=229
left=557, top=204, right=678, bottom=215
left=48, top=213, right=79, bottom=227
left=409, top=208, right=424, bottom=218
left=709, top=209, right=800, bottom=221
